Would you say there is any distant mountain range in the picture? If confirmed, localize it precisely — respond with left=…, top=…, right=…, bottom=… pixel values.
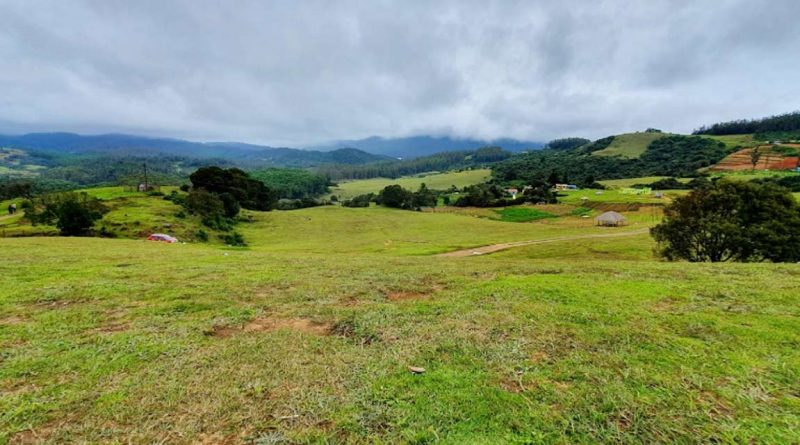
left=0, top=132, right=392, bottom=168
left=0, top=132, right=543, bottom=166
left=309, top=135, right=543, bottom=158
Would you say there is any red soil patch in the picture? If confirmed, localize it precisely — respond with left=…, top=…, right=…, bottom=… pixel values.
left=711, top=146, right=800, bottom=171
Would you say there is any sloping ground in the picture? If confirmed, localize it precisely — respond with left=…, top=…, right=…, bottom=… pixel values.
left=591, top=132, right=667, bottom=158
left=700, top=134, right=758, bottom=149
left=710, top=146, right=800, bottom=171
left=2, top=223, right=799, bottom=443
left=329, top=169, right=491, bottom=199
left=438, top=228, right=650, bottom=257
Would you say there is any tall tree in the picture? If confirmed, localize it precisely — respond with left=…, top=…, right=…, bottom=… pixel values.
left=651, top=181, right=800, bottom=262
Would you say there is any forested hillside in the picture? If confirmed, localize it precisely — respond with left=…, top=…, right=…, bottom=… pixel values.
left=317, top=146, right=512, bottom=180
left=693, top=111, right=800, bottom=140
left=493, top=135, right=727, bottom=186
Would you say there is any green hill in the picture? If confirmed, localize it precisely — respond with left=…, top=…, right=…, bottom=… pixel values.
left=591, top=132, right=669, bottom=159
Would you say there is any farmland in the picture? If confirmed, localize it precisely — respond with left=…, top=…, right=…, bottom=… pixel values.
left=1, top=189, right=799, bottom=444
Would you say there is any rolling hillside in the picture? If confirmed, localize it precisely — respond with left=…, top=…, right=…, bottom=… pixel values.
left=591, top=132, right=669, bottom=159
left=0, top=133, right=391, bottom=168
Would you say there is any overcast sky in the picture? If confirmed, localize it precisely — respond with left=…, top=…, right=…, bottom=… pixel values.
left=1, top=0, right=798, bottom=146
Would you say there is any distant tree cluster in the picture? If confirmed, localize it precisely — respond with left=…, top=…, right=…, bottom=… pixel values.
left=316, top=147, right=512, bottom=181
left=651, top=181, right=800, bottom=262
left=544, top=137, right=591, bottom=151
left=250, top=168, right=330, bottom=199
left=693, top=111, right=800, bottom=139
left=454, top=182, right=556, bottom=207
left=633, top=177, right=711, bottom=190
left=185, top=167, right=277, bottom=229
left=376, top=184, right=437, bottom=210
left=752, top=175, right=800, bottom=192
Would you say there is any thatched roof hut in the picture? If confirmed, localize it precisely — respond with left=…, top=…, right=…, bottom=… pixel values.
left=595, top=211, right=626, bottom=227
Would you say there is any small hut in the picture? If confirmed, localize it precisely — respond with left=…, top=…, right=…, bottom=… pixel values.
left=595, top=211, right=626, bottom=227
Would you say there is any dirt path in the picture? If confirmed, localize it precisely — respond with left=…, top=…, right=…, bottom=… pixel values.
left=437, top=227, right=651, bottom=257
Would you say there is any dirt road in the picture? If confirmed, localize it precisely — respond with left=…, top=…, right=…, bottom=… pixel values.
left=437, top=227, right=651, bottom=257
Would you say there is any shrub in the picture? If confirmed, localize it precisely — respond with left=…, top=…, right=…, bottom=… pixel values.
left=195, top=229, right=209, bottom=242
left=342, top=193, right=374, bottom=208
left=221, top=231, right=246, bottom=246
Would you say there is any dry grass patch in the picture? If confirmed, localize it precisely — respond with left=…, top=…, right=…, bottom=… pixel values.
left=207, top=316, right=333, bottom=337
left=386, top=291, right=429, bottom=301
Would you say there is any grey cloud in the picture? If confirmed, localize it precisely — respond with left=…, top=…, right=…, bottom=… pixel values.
left=0, top=0, right=798, bottom=146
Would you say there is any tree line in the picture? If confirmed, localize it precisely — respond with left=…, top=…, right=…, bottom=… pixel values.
left=693, top=111, right=800, bottom=140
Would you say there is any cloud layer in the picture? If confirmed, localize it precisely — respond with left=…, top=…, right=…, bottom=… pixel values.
left=1, top=0, right=798, bottom=145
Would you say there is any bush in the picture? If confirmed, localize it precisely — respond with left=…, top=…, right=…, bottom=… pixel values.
left=275, top=197, right=324, bottom=210
left=221, top=231, right=246, bottom=246
left=342, top=193, right=373, bottom=208
left=195, top=229, right=209, bottom=242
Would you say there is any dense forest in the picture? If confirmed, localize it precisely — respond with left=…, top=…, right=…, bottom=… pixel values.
left=316, top=146, right=513, bottom=180
left=492, top=135, right=727, bottom=186
left=250, top=168, right=330, bottom=199
left=543, top=137, right=591, bottom=151
left=693, top=111, right=800, bottom=140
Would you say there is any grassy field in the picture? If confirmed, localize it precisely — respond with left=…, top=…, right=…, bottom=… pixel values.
left=1, top=191, right=799, bottom=444
left=598, top=176, right=693, bottom=189
left=709, top=170, right=800, bottom=182
left=557, top=189, right=687, bottom=206
left=700, top=134, right=758, bottom=149
left=330, top=169, right=491, bottom=199
left=591, top=133, right=668, bottom=158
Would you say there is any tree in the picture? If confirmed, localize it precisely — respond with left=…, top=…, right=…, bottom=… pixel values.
left=189, top=166, right=277, bottom=211
left=378, top=185, right=414, bottom=209
left=412, top=183, right=437, bottom=209
left=651, top=181, right=800, bottom=262
left=750, top=147, right=761, bottom=171
left=26, top=192, right=108, bottom=236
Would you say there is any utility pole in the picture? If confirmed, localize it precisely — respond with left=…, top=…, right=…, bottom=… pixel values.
left=143, top=162, right=149, bottom=192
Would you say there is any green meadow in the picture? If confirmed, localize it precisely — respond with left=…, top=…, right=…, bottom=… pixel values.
left=591, top=132, right=669, bottom=159
left=1, top=188, right=799, bottom=444
left=329, top=169, right=490, bottom=199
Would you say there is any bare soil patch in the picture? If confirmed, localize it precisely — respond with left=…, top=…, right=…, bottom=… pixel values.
left=500, top=376, right=526, bottom=393
left=1, top=315, right=27, bottom=326
left=387, top=291, right=429, bottom=301
left=438, top=228, right=650, bottom=257
left=91, top=322, right=130, bottom=334
left=208, top=317, right=332, bottom=337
